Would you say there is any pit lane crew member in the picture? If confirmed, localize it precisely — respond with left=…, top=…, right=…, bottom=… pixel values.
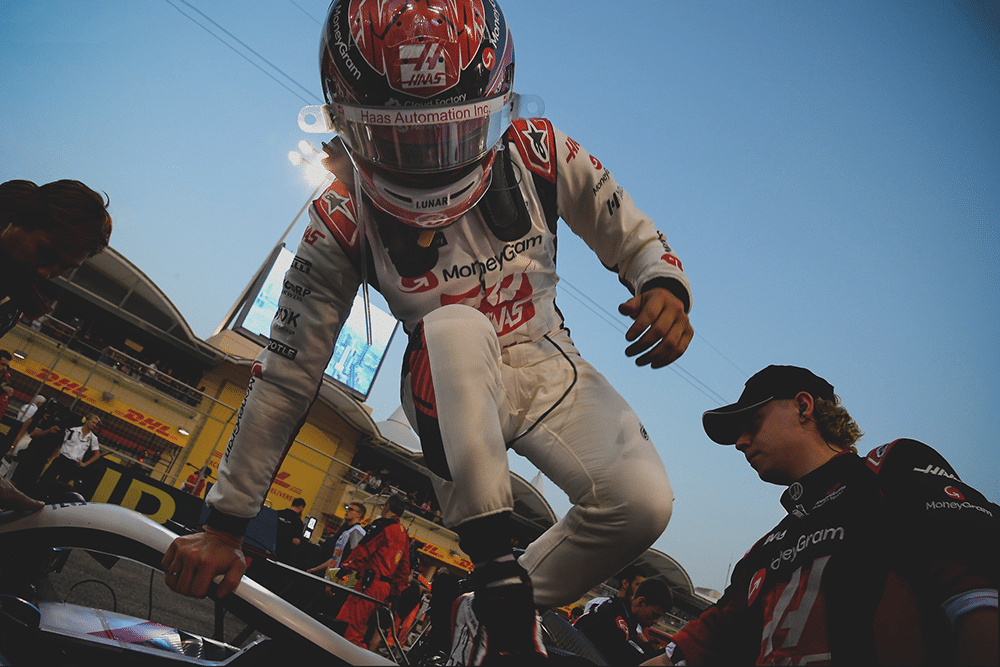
left=164, top=0, right=692, bottom=661
left=308, top=501, right=367, bottom=574
left=335, top=494, right=411, bottom=649
left=576, top=577, right=673, bottom=665
left=647, top=365, right=998, bottom=666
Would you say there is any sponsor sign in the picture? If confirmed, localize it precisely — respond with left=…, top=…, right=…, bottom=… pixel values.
left=770, top=526, right=845, bottom=571
left=418, top=541, right=472, bottom=572
left=334, top=93, right=510, bottom=127
left=400, top=272, right=440, bottom=294
left=914, top=464, right=957, bottom=480
left=812, top=484, right=847, bottom=510
left=13, top=357, right=187, bottom=446
left=91, top=460, right=202, bottom=527
left=925, top=485, right=994, bottom=517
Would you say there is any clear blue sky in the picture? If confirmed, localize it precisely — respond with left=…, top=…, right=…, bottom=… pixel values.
left=3, top=1, right=997, bottom=593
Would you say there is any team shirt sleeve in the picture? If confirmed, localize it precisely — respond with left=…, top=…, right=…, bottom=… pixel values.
left=669, top=554, right=760, bottom=664
left=865, top=439, right=999, bottom=621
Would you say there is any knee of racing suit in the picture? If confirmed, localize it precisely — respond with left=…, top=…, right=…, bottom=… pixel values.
left=608, top=444, right=673, bottom=558
left=623, top=469, right=673, bottom=550
left=400, top=304, right=506, bottom=497
left=522, top=446, right=674, bottom=608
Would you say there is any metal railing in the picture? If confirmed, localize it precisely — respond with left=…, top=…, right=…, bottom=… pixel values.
left=5, top=317, right=239, bottom=483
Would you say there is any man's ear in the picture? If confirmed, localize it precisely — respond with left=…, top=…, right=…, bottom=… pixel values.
left=794, top=391, right=815, bottom=419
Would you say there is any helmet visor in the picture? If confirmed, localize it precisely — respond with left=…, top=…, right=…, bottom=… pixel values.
left=325, top=92, right=523, bottom=173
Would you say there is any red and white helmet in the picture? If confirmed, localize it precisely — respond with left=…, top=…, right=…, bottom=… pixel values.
left=308, top=0, right=520, bottom=229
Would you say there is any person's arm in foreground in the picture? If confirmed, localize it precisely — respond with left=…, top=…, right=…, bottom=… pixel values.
left=619, top=286, right=692, bottom=368
left=547, top=122, right=693, bottom=369
left=0, top=478, right=44, bottom=511
left=307, top=558, right=336, bottom=575
left=161, top=527, right=247, bottom=598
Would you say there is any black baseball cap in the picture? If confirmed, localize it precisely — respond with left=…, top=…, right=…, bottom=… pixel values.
left=703, top=365, right=835, bottom=445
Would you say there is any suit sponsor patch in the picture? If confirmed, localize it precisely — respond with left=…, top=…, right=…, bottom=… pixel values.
left=267, top=340, right=297, bottom=360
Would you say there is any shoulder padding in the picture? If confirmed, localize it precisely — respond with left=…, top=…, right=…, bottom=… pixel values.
left=312, top=179, right=361, bottom=261
left=865, top=438, right=960, bottom=481
left=509, top=118, right=558, bottom=183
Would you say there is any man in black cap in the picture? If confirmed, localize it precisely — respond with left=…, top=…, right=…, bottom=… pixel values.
left=648, top=365, right=998, bottom=666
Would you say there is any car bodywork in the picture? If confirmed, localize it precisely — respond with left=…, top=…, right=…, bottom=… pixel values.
left=0, top=502, right=394, bottom=666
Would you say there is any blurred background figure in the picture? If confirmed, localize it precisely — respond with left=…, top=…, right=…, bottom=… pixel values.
left=0, top=179, right=112, bottom=337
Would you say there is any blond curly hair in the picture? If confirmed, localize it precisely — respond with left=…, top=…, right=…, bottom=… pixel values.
left=813, top=395, right=863, bottom=454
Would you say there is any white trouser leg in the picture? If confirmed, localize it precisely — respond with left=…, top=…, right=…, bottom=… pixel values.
left=402, top=310, right=673, bottom=607
left=401, top=305, right=515, bottom=527
left=507, top=331, right=674, bottom=608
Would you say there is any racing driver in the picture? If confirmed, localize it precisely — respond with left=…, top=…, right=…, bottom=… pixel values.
left=164, top=0, right=693, bottom=662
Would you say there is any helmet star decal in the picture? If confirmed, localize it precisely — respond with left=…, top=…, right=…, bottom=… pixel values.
left=521, top=122, right=550, bottom=163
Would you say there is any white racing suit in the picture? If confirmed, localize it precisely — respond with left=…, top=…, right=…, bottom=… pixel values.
left=206, top=118, right=692, bottom=607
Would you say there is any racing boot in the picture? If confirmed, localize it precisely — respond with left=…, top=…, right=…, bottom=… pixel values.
left=465, top=557, right=547, bottom=665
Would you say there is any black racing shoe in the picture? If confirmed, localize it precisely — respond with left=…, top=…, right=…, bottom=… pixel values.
left=466, top=559, right=547, bottom=665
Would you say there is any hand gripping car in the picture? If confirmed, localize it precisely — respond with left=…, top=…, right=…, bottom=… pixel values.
left=0, top=503, right=612, bottom=665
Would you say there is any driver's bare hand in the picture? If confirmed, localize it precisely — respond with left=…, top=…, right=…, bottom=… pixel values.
left=162, top=527, right=246, bottom=598
left=619, top=287, right=693, bottom=368
left=0, top=478, right=44, bottom=512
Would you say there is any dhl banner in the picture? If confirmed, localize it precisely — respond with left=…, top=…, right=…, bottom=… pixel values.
left=13, top=357, right=187, bottom=446
left=419, top=541, right=473, bottom=572
left=194, top=446, right=323, bottom=515
left=265, top=444, right=325, bottom=514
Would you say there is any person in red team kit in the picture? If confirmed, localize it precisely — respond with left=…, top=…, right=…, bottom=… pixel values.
left=335, top=494, right=411, bottom=649
left=164, top=0, right=693, bottom=662
left=647, top=365, right=998, bottom=666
